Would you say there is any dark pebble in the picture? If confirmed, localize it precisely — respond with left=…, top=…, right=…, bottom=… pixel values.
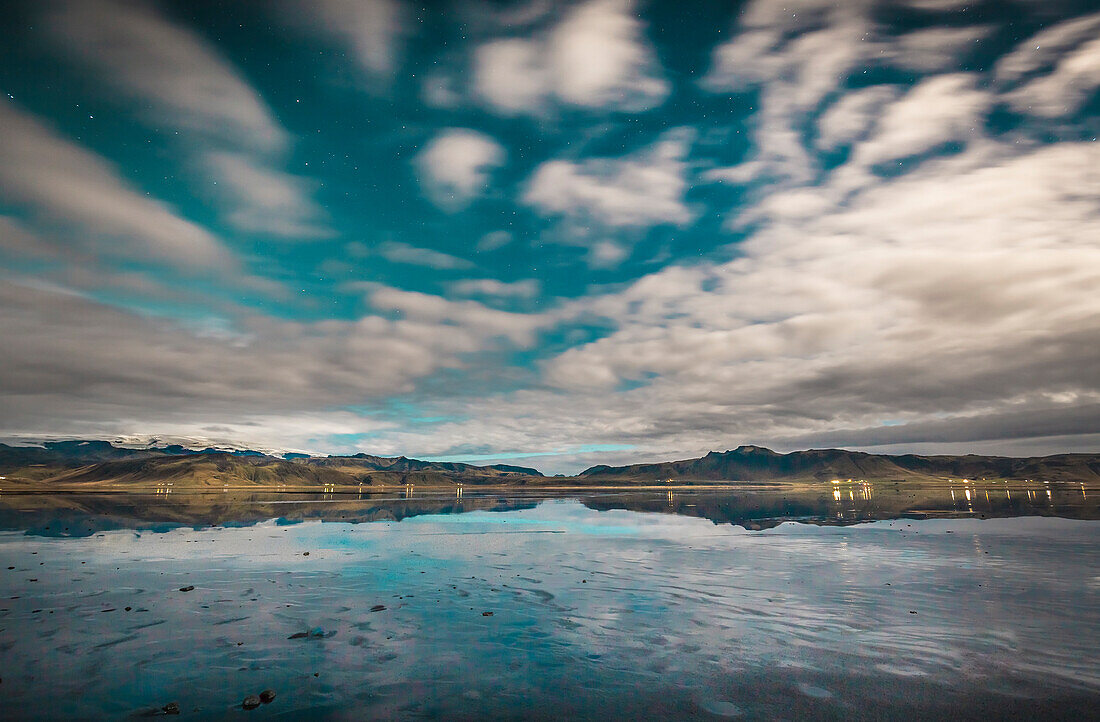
left=179, top=586, right=194, bottom=592
left=242, top=694, right=261, bottom=710
left=303, top=552, right=309, bottom=556
left=125, top=606, right=132, bottom=611
left=260, top=689, right=276, bottom=704
left=162, top=702, right=180, bottom=715
left=482, top=611, right=494, bottom=617
left=370, top=604, right=386, bottom=612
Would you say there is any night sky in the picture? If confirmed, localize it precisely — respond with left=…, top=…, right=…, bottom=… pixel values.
left=1, top=0, right=1098, bottom=472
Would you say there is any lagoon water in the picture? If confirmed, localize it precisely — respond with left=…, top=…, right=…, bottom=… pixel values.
left=1, top=486, right=1098, bottom=720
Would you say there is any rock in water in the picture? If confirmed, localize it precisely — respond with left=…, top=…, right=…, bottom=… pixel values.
left=178, top=585, right=194, bottom=592
left=259, top=689, right=276, bottom=704
left=242, top=694, right=261, bottom=710
left=162, top=702, right=180, bottom=715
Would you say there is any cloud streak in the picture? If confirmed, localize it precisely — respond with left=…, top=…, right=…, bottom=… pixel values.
left=0, top=100, right=232, bottom=269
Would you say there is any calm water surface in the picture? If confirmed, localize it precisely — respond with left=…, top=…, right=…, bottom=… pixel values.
left=0, top=486, right=1098, bottom=720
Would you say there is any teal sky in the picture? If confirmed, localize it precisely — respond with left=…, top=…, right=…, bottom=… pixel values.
left=1, top=0, right=1098, bottom=472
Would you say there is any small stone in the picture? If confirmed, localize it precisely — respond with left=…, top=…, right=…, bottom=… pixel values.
left=179, top=585, right=194, bottom=592
left=370, top=604, right=386, bottom=612
left=162, top=701, right=180, bottom=715
left=482, top=611, right=493, bottom=617
left=259, top=689, right=276, bottom=704
left=125, top=606, right=132, bottom=611
left=303, top=551, right=309, bottom=556
left=242, top=694, right=261, bottom=710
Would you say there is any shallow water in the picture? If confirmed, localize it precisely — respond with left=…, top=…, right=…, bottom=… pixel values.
left=1, top=488, right=1098, bottom=720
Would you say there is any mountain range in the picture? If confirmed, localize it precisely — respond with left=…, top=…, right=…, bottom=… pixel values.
left=0, top=441, right=1097, bottom=490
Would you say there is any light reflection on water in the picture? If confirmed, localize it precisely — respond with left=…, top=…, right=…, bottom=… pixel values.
left=0, top=492, right=1098, bottom=720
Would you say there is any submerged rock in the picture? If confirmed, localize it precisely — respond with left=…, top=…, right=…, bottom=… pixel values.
left=242, top=694, right=261, bottom=710
left=288, top=627, right=333, bottom=639
left=259, top=689, right=276, bottom=704
left=178, top=585, right=194, bottom=592
left=161, top=702, right=179, bottom=715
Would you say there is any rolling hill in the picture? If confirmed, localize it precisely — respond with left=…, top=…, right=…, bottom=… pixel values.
left=578, top=445, right=1100, bottom=483
left=1, top=441, right=1098, bottom=489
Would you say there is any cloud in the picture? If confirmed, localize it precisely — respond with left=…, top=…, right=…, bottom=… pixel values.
left=701, top=0, right=992, bottom=187
left=815, top=85, right=902, bottom=151
left=845, top=74, right=991, bottom=170
left=0, top=280, right=549, bottom=446
left=204, top=152, right=331, bottom=239
left=1003, top=34, right=1100, bottom=118
left=994, top=12, right=1100, bottom=83
left=376, top=241, right=475, bottom=270
left=525, top=139, right=1100, bottom=461
left=414, top=129, right=506, bottom=211
left=368, top=286, right=546, bottom=346
left=882, top=26, right=992, bottom=72
left=287, top=0, right=406, bottom=80
left=473, top=0, right=669, bottom=115
left=0, top=216, right=63, bottom=261
left=524, top=129, right=694, bottom=229
left=450, top=279, right=542, bottom=299
left=41, top=0, right=332, bottom=240
left=476, top=231, right=514, bottom=252
left=42, top=0, right=285, bottom=152
left=0, top=100, right=232, bottom=270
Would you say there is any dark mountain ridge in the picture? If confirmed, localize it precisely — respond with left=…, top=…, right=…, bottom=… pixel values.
left=1, top=441, right=1098, bottom=488
left=579, top=445, right=1100, bottom=483
left=0, top=440, right=545, bottom=488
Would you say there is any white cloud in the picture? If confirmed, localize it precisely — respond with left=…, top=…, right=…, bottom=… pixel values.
left=308, top=136, right=1099, bottom=472
left=473, top=0, right=669, bottom=115
left=376, top=241, right=474, bottom=270
left=42, top=0, right=331, bottom=240
left=702, top=0, right=992, bottom=188
left=523, top=129, right=694, bottom=229
left=450, top=279, right=542, bottom=299
left=588, top=240, right=630, bottom=268
left=0, top=280, right=552, bottom=446
left=291, top=0, right=406, bottom=79
left=846, top=74, right=991, bottom=170
left=1003, top=35, right=1100, bottom=118
left=884, top=26, right=991, bottom=72
left=994, top=12, right=1100, bottom=83
left=516, top=139, right=1100, bottom=461
left=369, top=286, right=546, bottom=346
left=815, top=85, right=902, bottom=151
left=205, top=152, right=331, bottom=239
left=415, top=129, right=506, bottom=211
left=474, top=40, right=549, bottom=114
left=0, top=100, right=232, bottom=269
left=43, top=0, right=285, bottom=152
left=476, top=230, right=514, bottom=252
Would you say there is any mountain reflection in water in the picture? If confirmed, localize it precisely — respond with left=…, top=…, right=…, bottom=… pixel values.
left=0, top=479, right=1095, bottom=536
left=0, top=484, right=1097, bottom=720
